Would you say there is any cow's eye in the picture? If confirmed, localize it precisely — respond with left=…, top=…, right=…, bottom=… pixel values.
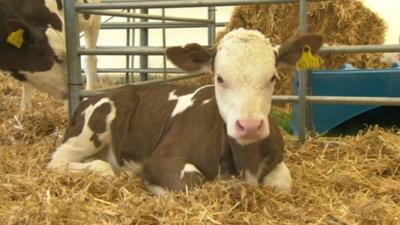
left=270, top=74, right=278, bottom=82
left=217, top=76, right=224, bottom=84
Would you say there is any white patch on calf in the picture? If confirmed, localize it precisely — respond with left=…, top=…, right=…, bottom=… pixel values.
left=262, top=162, right=292, bottom=193
left=48, top=98, right=116, bottom=169
left=169, top=85, right=213, bottom=118
left=202, top=98, right=212, bottom=105
left=68, top=160, right=115, bottom=177
left=145, top=181, right=168, bottom=196
left=214, top=29, right=277, bottom=145
left=179, top=163, right=201, bottom=179
left=121, top=159, right=143, bottom=176
left=244, top=170, right=258, bottom=186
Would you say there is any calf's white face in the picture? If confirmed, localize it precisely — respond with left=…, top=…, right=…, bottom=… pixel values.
left=166, top=28, right=323, bottom=145
left=213, top=30, right=277, bottom=144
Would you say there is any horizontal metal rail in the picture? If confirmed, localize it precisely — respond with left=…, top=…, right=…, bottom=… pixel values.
left=97, top=68, right=183, bottom=73
left=80, top=73, right=209, bottom=97
left=78, top=47, right=165, bottom=55
left=80, top=44, right=400, bottom=56
left=82, top=10, right=213, bottom=23
left=101, top=21, right=227, bottom=29
left=272, top=96, right=400, bottom=105
left=321, top=45, right=400, bottom=54
left=76, top=0, right=312, bottom=10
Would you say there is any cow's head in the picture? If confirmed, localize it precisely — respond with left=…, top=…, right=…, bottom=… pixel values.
left=0, top=1, right=59, bottom=72
left=166, top=28, right=323, bottom=145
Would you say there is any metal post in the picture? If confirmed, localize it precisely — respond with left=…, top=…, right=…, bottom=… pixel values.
left=298, top=0, right=308, bottom=142
left=161, top=8, right=167, bottom=80
left=207, top=6, right=216, bottom=46
left=125, top=9, right=131, bottom=83
left=64, top=0, right=83, bottom=117
left=140, top=8, right=149, bottom=81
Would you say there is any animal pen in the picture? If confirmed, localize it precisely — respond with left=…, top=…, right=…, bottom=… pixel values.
left=65, top=0, right=400, bottom=142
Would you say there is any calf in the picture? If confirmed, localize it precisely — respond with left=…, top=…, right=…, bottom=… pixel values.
left=0, top=0, right=100, bottom=111
left=48, top=29, right=323, bottom=195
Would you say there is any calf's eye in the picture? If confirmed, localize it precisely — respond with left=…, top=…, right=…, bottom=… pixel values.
left=217, top=76, right=224, bottom=84
left=270, top=74, right=277, bottom=82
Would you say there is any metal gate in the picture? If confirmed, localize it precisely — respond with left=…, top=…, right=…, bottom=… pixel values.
left=64, top=0, right=400, bottom=142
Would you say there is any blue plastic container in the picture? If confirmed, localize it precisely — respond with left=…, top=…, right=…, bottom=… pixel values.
left=291, top=63, right=400, bottom=135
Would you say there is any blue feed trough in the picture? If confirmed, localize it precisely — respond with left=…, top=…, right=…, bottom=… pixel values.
left=291, top=63, right=400, bottom=135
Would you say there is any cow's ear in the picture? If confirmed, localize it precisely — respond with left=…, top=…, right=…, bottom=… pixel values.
left=166, top=43, right=216, bottom=74
left=277, top=34, right=324, bottom=66
left=6, top=19, right=35, bottom=47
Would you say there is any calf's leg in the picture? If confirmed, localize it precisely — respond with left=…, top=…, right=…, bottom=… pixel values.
left=142, top=157, right=205, bottom=196
left=48, top=98, right=117, bottom=176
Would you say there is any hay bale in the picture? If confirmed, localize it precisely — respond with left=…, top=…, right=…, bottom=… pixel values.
left=217, top=0, right=387, bottom=95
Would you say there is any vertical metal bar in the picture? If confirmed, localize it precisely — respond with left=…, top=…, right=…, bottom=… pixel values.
left=299, top=0, right=307, bottom=34
left=64, top=0, right=83, bottom=117
left=298, top=70, right=308, bottom=143
left=130, top=9, right=136, bottom=82
left=207, top=6, right=216, bottom=46
left=298, top=0, right=308, bottom=142
left=161, top=8, right=167, bottom=80
left=125, top=9, right=131, bottom=83
left=139, top=8, right=149, bottom=81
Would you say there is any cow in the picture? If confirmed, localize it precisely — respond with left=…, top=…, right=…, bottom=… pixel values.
left=0, top=0, right=100, bottom=112
left=48, top=28, right=323, bottom=195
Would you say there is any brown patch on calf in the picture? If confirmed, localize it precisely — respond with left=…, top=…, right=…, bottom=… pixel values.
left=10, top=70, right=26, bottom=81
left=83, top=0, right=91, bottom=20
left=228, top=117, right=284, bottom=183
left=88, top=102, right=112, bottom=148
left=56, top=0, right=63, bottom=10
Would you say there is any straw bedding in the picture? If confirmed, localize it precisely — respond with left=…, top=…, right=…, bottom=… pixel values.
left=0, top=74, right=399, bottom=224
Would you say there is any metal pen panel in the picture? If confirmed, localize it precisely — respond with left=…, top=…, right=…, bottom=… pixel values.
left=64, top=0, right=83, bottom=117
left=140, top=8, right=149, bottom=81
left=101, top=22, right=227, bottom=29
left=76, top=0, right=308, bottom=10
left=78, top=47, right=165, bottom=55
left=81, top=10, right=213, bottom=23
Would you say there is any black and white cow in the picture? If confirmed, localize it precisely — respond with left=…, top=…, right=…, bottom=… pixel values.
left=0, top=0, right=100, bottom=111
left=48, top=29, right=323, bottom=195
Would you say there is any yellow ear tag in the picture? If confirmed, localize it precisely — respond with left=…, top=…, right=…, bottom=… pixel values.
left=6, top=29, right=25, bottom=48
left=296, top=45, right=321, bottom=70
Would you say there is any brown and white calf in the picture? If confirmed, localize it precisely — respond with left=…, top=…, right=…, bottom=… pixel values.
left=0, top=0, right=100, bottom=111
left=48, top=29, right=323, bottom=195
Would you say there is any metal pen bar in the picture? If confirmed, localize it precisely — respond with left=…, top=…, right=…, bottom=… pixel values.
left=64, top=0, right=82, bottom=117
left=125, top=8, right=131, bottom=83
left=162, top=8, right=167, bottom=80
left=139, top=8, right=149, bottom=81
left=81, top=10, right=213, bottom=24
left=298, top=0, right=308, bottom=142
left=320, top=45, right=400, bottom=54
left=101, top=22, right=227, bottom=29
left=97, top=68, right=183, bottom=73
left=80, top=73, right=209, bottom=97
left=298, top=70, right=308, bottom=143
left=78, top=47, right=165, bottom=55
left=76, top=0, right=308, bottom=10
left=307, top=96, right=400, bottom=105
left=208, top=6, right=216, bottom=46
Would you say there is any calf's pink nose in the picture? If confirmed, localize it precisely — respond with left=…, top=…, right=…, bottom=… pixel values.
left=235, top=119, right=264, bottom=138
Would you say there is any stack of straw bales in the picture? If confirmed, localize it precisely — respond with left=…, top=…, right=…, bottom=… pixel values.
left=217, top=0, right=387, bottom=95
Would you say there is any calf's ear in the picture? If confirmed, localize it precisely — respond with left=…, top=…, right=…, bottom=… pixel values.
left=166, top=43, right=216, bottom=74
left=277, top=34, right=324, bottom=66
